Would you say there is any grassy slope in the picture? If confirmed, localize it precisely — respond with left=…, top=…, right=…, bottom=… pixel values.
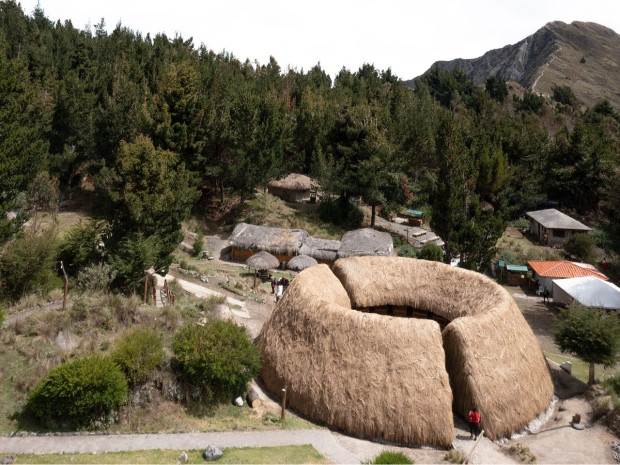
left=13, top=445, right=328, bottom=464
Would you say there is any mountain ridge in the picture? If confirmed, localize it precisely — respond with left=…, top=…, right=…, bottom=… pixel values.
left=406, top=21, right=620, bottom=111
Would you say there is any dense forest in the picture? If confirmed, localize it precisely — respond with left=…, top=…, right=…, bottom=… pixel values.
left=0, top=1, right=619, bottom=298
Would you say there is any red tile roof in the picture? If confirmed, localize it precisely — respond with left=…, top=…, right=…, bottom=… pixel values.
left=527, top=261, right=608, bottom=280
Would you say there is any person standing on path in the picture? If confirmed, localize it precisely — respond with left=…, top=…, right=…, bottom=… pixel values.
left=468, top=407, right=480, bottom=439
left=543, top=286, right=550, bottom=303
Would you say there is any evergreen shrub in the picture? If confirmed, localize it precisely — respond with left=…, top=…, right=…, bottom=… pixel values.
left=172, top=320, right=260, bottom=399
left=371, top=451, right=413, bottom=464
left=112, top=326, right=164, bottom=385
left=26, top=355, right=127, bottom=428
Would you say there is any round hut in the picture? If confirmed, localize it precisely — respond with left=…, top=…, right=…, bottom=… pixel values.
left=286, top=255, right=318, bottom=271
left=246, top=251, right=279, bottom=287
left=258, top=256, right=554, bottom=446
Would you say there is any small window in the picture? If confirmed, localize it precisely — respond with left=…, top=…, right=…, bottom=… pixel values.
left=552, top=229, right=566, bottom=238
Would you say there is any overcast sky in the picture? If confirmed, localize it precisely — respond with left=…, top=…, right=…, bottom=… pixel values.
left=17, top=0, right=620, bottom=80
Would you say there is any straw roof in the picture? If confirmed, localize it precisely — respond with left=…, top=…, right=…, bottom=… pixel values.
left=246, top=250, right=280, bottom=270
left=229, top=222, right=308, bottom=256
left=286, top=254, right=318, bottom=271
left=259, top=264, right=454, bottom=446
left=259, top=256, right=553, bottom=445
left=268, top=173, right=316, bottom=191
left=337, top=228, right=394, bottom=258
left=298, top=236, right=341, bottom=262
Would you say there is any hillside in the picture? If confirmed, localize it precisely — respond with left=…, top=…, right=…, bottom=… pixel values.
left=406, top=21, right=620, bottom=111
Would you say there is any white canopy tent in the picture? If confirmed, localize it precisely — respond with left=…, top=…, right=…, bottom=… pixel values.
left=552, top=276, right=620, bottom=310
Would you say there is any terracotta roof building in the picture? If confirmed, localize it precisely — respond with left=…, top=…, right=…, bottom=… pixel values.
left=528, top=260, right=608, bottom=296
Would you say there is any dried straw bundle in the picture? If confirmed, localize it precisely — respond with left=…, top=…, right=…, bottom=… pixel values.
left=332, top=256, right=554, bottom=441
left=259, top=264, right=455, bottom=447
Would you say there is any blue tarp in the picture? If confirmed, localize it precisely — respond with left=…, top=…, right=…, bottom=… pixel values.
left=506, top=264, right=528, bottom=272
left=407, top=209, right=424, bottom=216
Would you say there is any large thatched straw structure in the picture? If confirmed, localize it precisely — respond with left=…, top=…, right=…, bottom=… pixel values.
left=229, top=223, right=308, bottom=261
left=246, top=250, right=280, bottom=270
left=259, top=256, right=554, bottom=446
left=337, top=228, right=394, bottom=258
left=268, top=173, right=317, bottom=202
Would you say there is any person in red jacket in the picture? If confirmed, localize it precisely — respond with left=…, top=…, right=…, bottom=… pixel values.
left=468, top=407, right=480, bottom=439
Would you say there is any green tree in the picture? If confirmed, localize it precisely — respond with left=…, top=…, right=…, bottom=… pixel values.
left=95, top=135, right=199, bottom=286
left=554, top=303, right=620, bottom=385
left=551, top=84, right=576, bottom=106
left=564, top=233, right=594, bottom=261
left=485, top=76, right=508, bottom=103
left=172, top=320, right=260, bottom=399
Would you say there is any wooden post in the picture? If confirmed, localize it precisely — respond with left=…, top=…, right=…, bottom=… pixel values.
left=253, top=269, right=257, bottom=289
left=60, top=261, right=68, bottom=311
left=152, top=286, right=157, bottom=305
left=463, top=429, right=485, bottom=464
left=281, top=388, right=286, bottom=420
left=143, top=271, right=148, bottom=304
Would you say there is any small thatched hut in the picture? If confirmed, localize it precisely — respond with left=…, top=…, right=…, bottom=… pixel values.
left=267, top=173, right=317, bottom=203
left=259, top=256, right=553, bottom=446
left=286, top=254, right=318, bottom=271
left=298, top=236, right=341, bottom=264
left=229, top=223, right=308, bottom=262
left=337, top=228, right=394, bottom=259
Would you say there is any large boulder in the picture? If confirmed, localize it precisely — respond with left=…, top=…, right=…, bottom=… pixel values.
left=203, top=445, right=223, bottom=461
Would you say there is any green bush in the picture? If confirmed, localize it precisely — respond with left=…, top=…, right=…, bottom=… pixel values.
left=26, top=355, right=127, bottom=428
left=77, top=262, right=117, bottom=293
left=0, top=307, right=4, bottom=327
left=192, top=232, right=204, bottom=257
left=564, top=233, right=594, bottom=261
left=371, top=451, right=413, bottom=464
left=417, top=242, right=444, bottom=262
left=603, top=373, right=620, bottom=410
left=397, top=244, right=417, bottom=258
left=112, top=326, right=164, bottom=385
left=172, top=320, right=260, bottom=399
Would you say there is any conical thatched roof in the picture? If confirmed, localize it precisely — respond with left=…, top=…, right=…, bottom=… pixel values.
left=230, top=222, right=308, bottom=256
left=259, top=256, right=554, bottom=446
left=337, top=228, right=394, bottom=258
left=268, top=173, right=316, bottom=191
left=246, top=250, right=280, bottom=270
left=286, top=254, right=318, bottom=271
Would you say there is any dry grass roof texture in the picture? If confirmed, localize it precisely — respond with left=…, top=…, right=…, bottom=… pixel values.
left=259, top=256, right=554, bottom=446
left=268, top=173, right=316, bottom=191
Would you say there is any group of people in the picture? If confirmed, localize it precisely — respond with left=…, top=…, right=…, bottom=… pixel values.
left=271, top=277, right=290, bottom=302
left=534, top=280, right=551, bottom=303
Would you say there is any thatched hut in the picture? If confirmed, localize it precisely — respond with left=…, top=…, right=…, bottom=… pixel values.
left=286, top=254, right=318, bottom=271
left=298, top=237, right=341, bottom=264
left=267, top=173, right=317, bottom=203
left=229, top=223, right=308, bottom=262
left=259, top=256, right=554, bottom=446
left=337, top=228, right=394, bottom=258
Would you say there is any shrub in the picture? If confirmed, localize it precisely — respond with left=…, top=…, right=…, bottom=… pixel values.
left=70, top=294, right=91, bottom=321
left=26, top=355, right=127, bottom=428
left=443, top=450, right=464, bottom=464
left=77, top=262, right=117, bottom=293
left=172, top=320, right=260, bottom=399
left=603, top=373, right=620, bottom=410
left=564, top=233, right=594, bottom=261
left=0, top=306, right=4, bottom=327
left=192, top=232, right=204, bottom=257
left=371, top=451, right=413, bottom=464
left=417, top=242, right=444, bottom=262
left=112, top=326, right=164, bottom=385
left=397, top=244, right=417, bottom=258
left=0, top=227, right=59, bottom=302
left=318, top=197, right=363, bottom=229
